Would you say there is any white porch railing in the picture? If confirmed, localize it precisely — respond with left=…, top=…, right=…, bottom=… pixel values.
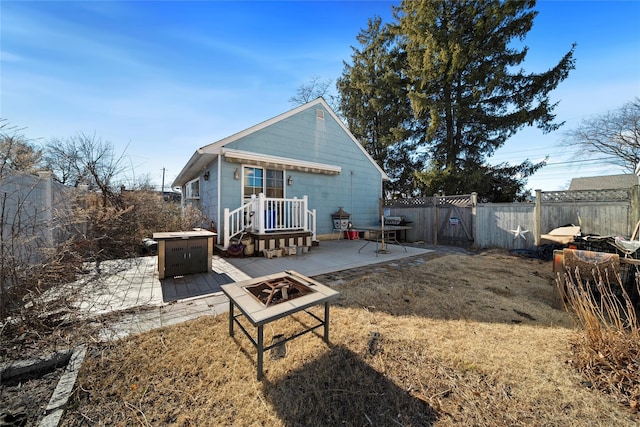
left=223, top=194, right=316, bottom=248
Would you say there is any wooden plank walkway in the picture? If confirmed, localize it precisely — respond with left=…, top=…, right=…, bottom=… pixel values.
left=160, top=271, right=234, bottom=302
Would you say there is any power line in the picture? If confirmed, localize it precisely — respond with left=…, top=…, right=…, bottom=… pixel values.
left=543, top=156, right=620, bottom=166
left=491, top=155, right=620, bottom=167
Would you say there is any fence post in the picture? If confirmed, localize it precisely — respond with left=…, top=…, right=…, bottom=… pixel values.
left=631, top=185, right=640, bottom=238
left=433, top=194, right=439, bottom=245
left=471, top=192, right=477, bottom=248
left=37, top=171, right=54, bottom=248
left=534, top=189, right=542, bottom=246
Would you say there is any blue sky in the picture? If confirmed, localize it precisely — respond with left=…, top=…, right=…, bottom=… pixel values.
left=2, top=1, right=639, bottom=193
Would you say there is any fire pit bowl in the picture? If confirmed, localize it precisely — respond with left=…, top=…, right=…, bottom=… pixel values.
left=244, top=276, right=315, bottom=307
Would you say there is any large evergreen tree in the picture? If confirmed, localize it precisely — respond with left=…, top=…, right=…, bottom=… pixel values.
left=337, top=17, right=420, bottom=197
left=395, top=0, right=575, bottom=200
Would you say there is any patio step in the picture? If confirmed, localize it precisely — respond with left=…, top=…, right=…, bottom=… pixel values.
left=249, top=231, right=312, bottom=256
left=217, top=231, right=313, bottom=258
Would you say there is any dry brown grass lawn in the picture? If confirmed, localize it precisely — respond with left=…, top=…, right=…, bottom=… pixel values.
left=63, top=251, right=639, bottom=426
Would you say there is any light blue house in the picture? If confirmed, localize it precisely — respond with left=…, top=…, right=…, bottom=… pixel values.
left=172, top=97, right=389, bottom=252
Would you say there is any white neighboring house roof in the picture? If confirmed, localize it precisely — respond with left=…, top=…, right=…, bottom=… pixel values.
left=172, top=97, right=389, bottom=187
left=568, top=173, right=639, bottom=191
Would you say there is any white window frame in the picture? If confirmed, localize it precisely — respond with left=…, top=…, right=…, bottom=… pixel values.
left=242, top=165, right=286, bottom=202
left=243, top=166, right=264, bottom=202
left=185, top=177, right=200, bottom=199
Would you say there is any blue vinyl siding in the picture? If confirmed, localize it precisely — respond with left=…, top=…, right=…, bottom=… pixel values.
left=219, top=161, right=243, bottom=221
left=218, top=104, right=383, bottom=234
left=204, top=160, right=218, bottom=229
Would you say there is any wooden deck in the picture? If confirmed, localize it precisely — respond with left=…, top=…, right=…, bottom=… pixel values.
left=160, top=270, right=234, bottom=302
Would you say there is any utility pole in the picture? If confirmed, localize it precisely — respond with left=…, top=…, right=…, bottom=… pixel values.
left=161, top=167, right=165, bottom=194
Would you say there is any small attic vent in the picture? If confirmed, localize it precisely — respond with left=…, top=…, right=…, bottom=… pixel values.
left=316, top=109, right=324, bottom=120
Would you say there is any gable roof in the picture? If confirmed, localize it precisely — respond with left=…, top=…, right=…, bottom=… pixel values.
left=568, top=173, right=638, bottom=191
left=172, top=97, right=389, bottom=187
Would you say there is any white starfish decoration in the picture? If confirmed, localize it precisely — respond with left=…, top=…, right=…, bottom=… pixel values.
left=511, top=225, right=530, bottom=240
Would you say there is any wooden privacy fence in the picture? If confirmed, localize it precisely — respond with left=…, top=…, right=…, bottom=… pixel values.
left=384, top=187, right=640, bottom=250
left=384, top=194, right=477, bottom=247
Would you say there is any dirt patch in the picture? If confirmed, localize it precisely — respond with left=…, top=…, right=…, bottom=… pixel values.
left=0, top=366, right=64, bottom=426
left=0, top=306, right=155, bottom=426
left=333, top=250, right=570, bottom=328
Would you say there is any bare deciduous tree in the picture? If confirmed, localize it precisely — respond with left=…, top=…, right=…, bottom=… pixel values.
left=564, top=98, right=640, bottom=172
left=44, top=133, right=129, bottom=207
left=289, top=74, right=334, bottom=106
left=42, top=136, right=82, bottom=186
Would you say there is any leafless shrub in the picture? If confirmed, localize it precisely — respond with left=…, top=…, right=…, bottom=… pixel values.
left=0, top=123, right=213, bottom=366
left=71, top=190, right=209, bottom=262
left=558, top=268, right=640, bottom=411
left=177, top=204, right=210, bottom=230
left=0, top=177, right=88, bottom=357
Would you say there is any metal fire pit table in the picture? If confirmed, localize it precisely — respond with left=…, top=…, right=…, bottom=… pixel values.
left=220, top=270, right=339, bottom=380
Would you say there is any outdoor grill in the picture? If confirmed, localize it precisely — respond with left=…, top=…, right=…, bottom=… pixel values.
left=384, top=216, right=412, bottom=226
left=331, top=207, right=351, bottom=231
left=384, top=216, right=402, bottom=225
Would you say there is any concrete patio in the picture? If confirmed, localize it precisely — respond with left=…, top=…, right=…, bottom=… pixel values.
left=75, top=239, right=433, bottom=339
left=225, top=238, right=433, bottom=278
